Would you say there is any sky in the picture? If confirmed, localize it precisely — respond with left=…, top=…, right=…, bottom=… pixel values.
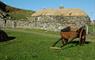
left=1, top=0, right=95, bottom=20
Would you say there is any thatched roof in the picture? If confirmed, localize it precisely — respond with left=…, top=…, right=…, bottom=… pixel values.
left=32, top=8, right=87, bottom=16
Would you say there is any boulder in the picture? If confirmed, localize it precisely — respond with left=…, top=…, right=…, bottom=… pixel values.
left=0, top=30, right=8, bottom=41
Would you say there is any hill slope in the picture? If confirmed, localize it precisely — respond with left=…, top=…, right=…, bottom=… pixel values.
left=0, top=1, right=35, bottom=20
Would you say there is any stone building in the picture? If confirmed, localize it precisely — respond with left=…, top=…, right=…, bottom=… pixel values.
left=31, top=8, right=91, bottom=31
left=0, top=8, right=91, bottom=32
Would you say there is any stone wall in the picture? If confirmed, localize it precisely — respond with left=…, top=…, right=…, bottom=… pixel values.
left=29, top=16, right=91, bottom=31
left=0, top=15, right=91, bottom=31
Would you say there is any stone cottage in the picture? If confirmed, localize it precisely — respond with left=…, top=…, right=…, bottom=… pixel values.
left=31, top=8, right=91, bottom=31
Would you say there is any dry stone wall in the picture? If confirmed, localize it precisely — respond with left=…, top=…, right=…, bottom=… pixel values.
left=0, top=15, right=90, bottom=31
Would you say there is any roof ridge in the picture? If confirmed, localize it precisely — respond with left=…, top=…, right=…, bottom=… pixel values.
left=32, top=8, right=87, bottom=16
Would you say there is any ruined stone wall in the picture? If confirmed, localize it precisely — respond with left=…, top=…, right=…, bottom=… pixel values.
left=29, top=16, right=90, bottom=31
left=0, top=15, right=91, bottom=31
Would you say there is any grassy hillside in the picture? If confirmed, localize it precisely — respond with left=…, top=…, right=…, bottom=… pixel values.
left=0, top=1, right=35, bottom=20
left=6, top=6, right=35, bottom=20
left=0, top=28, right=95, bottom=60
left=8, top=10, right=35, bottom=20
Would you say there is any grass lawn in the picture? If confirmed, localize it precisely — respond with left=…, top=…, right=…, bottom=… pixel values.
left=0, top=28, right=95, bottom=60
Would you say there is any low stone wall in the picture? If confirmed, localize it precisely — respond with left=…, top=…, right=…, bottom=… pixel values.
left=29, top=16, right=90, bottom=31
left=0, top=16, right=91, bottom=31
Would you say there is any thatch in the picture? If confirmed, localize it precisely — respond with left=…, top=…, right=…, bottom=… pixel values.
left=32, top=8, right=87, bottom=16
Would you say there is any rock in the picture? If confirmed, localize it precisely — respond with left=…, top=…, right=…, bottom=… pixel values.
left=0, top=30, right=8, bottom=41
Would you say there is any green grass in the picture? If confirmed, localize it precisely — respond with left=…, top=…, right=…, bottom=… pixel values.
left=8, top=10, right=35, bottom=20
left=88, top=25, right=95, bottom=33
left=0, top=29, right=95, bottom=60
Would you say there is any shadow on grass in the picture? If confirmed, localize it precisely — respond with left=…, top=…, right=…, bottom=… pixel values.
left=61, top=41, right=91, bottom=50
left=0, top=36, right=16, bottom=42
left=70, top=40, right=91, bottom=45
left=0, top=29, right=16, bottom=42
